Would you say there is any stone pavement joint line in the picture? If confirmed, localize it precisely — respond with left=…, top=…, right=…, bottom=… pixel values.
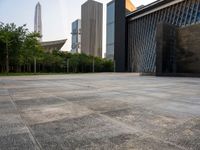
left=0, top=80, right=42, bottom=150
left=8, top=91, right=42, bottom=150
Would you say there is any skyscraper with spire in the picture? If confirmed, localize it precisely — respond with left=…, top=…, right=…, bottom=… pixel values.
left=34, top=2, right=42, bottom=41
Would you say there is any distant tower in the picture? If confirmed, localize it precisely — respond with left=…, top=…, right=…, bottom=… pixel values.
left=81, top=0, right=103, bottom=58
left=34, top=2, right=42, bottom=41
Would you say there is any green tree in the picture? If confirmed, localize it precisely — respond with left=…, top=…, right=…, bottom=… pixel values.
left=20, top=32, right=42, bottom=72
left=0, top=23, right=27, bottom=73
left=0, top=22, right=114, bottom=74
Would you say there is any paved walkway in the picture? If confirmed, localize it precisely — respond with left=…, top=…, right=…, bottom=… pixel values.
left=0, top=73, right=200, bottom=150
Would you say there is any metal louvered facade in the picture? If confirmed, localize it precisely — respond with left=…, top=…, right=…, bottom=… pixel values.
left=127, top=0, right=200, bottom=73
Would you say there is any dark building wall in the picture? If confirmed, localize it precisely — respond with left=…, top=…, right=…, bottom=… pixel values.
left=177, top=24, right=200, bottom=73
left=114, top=0, right=126, bottom=72
left=156, top=23, right=177, bottom=75
left=155, top=23, right=200, bottom=75
left=127, top=0, right=200, bottom=73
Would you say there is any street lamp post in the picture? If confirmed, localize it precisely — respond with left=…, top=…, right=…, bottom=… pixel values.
left=34, top=57, right=37, bottom=74
left=67, top=59, right=69, bottom=73
left=93, top=58, right=95, bottom=73
left=6, top=39, right=9, bottom=74
left=114, top=60, right=116, bottom=72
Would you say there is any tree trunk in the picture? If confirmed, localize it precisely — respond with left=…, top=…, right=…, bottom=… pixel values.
left=93, top=58, right=95, bottom=73
left=38, top=64, right=40, bottom=72
left=29, top=65, right=31, bottom=72
left=34, top=57, right=36, bottom=74
left=6, top=40, right=9, bottom=74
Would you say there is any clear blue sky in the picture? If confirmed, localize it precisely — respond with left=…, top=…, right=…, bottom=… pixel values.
left=0, top=0, right=155, bottom=53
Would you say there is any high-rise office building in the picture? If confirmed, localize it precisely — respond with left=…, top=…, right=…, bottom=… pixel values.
left=81, top=0, right=103, bottom=58
left=34, top=2, right=42, bottom=41
left=71, top=19, right=81, bottom=53
left=106, top=1, right=115, bottom=60
left=106, top=0, right=135, bottom=63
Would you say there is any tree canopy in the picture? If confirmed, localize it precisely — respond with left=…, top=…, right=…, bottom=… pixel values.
left=0, top=23, right=113, bottom=73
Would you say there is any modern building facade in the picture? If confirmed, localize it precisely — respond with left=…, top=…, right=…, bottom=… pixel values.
left=126, top=0, right=200, bottom=74
left=106, top=0, right=136, bottom=70
left=71, top=19, right=81, bottom=53
left=81, top=0, right=103, bottom=58
left=112, top=0, right=200, bottom=75
left=34, top=2, right=42, bottom=41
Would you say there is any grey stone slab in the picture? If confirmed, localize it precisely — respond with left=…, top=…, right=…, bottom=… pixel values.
left=19, top=102, right=92, bottom=125
left=164, top=118, right=200, bottom=150
left=102, top=107, right=186, bottom=138
left=0, top=95, right=11, bottom=102
left=0, top=101, right=14, bottom=113
left=59, top=95, right=100, bottom=102
left=73, top=98, right=131, bottom=112
left=0, top=89, right=9, bottom=96
left=0, top=73, right=200, bottom=149
left=30, top=114, right=135, bottom=140
left=14, top=97, right=66, bottom=109
left=0, top=133, right=36, bottom=150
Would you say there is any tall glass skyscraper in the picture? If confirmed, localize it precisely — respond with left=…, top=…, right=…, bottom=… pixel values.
left=71, top=19, right=81, bottom=53
left=34, top=2, right=42, bottom=41
left=106, top=0, right=136, bottom=68
left=106, top=1, right=115, bottom=60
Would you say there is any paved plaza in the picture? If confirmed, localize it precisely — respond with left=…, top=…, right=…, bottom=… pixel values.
left=0, top=73, right=200, bottom=150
